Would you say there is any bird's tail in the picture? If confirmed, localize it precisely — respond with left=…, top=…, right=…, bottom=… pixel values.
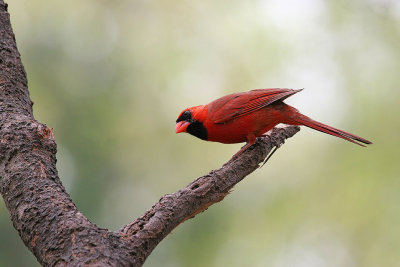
left=284, top=107, right=372, bottom=147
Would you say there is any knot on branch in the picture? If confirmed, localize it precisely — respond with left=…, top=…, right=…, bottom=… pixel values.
left=36, top=123, right=55, bottom=143
left=0, top=116, right=57, bottom=185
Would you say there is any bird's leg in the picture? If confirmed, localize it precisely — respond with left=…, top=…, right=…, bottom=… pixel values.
left=231, top=133, right=256, bottom=159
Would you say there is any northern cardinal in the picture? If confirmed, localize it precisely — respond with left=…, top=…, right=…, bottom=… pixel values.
left=175, top=88, right=372, bottom=154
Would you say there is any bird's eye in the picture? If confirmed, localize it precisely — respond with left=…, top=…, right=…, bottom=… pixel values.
left=177, top=110, right=192, bottom=123
left=183, top=110, right=191, bottom=120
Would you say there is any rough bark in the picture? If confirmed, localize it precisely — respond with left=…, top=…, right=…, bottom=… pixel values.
left=0, top=2, right=300, bottom=266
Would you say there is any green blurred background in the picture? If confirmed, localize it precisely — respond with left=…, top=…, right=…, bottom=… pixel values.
left=1, top=0, right=399, bottom=266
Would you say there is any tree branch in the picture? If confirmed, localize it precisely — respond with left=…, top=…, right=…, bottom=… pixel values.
left=0, top=2, right=300, bottom=266
left=118, top=125, right=300, bottom=264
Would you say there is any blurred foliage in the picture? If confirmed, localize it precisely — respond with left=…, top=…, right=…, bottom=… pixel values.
left=1, top=0, right=399, bottom=266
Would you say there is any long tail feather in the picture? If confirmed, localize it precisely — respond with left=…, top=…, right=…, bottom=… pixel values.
left=288, top=113, right=372, bottom=147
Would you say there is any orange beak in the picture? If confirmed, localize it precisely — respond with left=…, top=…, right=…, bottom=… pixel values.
left=175, top=121, right=190, bottom=133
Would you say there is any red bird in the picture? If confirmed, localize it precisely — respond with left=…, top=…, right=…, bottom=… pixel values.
left=175, top=88, right=372, bottom=153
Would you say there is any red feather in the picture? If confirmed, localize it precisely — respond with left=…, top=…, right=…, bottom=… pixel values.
left=175, top=88, right=372, bottom=152
left=208, top=88, right=302, bottom=123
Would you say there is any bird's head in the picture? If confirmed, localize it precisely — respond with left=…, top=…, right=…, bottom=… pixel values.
left=175, top=106, right=208, bottom=140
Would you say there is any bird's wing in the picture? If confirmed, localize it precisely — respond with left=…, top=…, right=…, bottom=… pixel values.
left=208, top=88, right=302, bottom=124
